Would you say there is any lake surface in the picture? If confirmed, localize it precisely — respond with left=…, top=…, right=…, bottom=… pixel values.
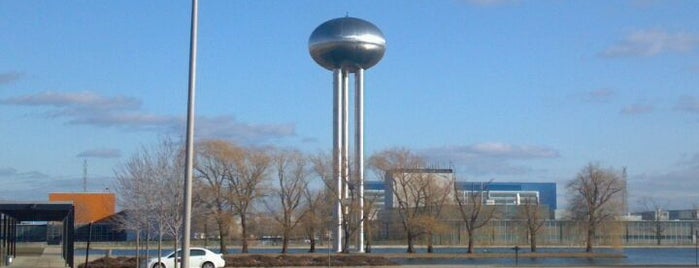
left=78, top=247, right=699, bottom=266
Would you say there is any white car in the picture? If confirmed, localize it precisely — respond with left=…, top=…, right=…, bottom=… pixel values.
left=143, top=247, right=225, bottom=268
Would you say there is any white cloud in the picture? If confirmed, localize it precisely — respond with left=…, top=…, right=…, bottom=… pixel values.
left=76, top=148, right=122, bottom=159
left=0, top=167, right=115, bottom=201
left=601, top=29, right=699, bottom=58
left=420, top=142, right=559, bottom=176
left=195, top=116, right=296, bottom=144
left=0, top=91, right=296, bottom=144
left=0, top=167, right=49, bottom=180
left=422, top=142, right=560, bottom=160
left=0, top=168, right=54, bottom=201
left=580, top=89, right=615, bottom=103
left=0, top=91, right=140, bottom=111
left=628, top=153, right=699, bottom=210
left=301, top=137, right=319, bottom=144
left=630, top=167, right=699, bottom=210
left=678, top=153, right=699, bottom=170
left=463, top=0, right=520, bottom=7
left=675, top=95, right=699, bottom=113
left=630, top=0, right=659, bottom=9
left=466, top=142, right=559, bottom=158
left=69, top=113, right=180, bottom=130
left=0, top=71, right=23, bottom=85
left=620, top=103, right=654, bottom=115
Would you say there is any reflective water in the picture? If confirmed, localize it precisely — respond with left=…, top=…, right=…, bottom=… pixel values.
left=78, top=247, right=699, bottom=266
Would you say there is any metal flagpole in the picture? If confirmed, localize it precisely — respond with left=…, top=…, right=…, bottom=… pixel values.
left=182, top=0, right=198, bottom=267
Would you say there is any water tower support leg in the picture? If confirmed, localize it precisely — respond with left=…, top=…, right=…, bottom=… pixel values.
left=333, top=69, right=343, bottom=253
left=355, top=68, right=365, bottom=253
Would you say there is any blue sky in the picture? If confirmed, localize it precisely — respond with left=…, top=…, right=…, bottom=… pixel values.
left=1, top=0, right=698, bottom=210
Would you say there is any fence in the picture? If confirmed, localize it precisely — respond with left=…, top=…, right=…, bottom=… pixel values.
left=374, top=219, right=699, bottom=247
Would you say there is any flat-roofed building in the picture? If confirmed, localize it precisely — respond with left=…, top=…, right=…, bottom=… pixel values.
left=49, top=192, right=116, bottom=224
left=366, top=168, right=557, bottom=219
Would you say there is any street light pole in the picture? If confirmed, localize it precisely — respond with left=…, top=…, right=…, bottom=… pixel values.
left=182, top=0, right=199, bottom=267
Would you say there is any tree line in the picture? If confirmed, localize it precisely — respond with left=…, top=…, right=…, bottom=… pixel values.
left=114, top=138, right=627, bottom=255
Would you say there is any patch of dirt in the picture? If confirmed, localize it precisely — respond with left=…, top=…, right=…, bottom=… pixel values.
left=78, top=256, right=136, bottom=268
left=223, top=254, right=398, bottom=267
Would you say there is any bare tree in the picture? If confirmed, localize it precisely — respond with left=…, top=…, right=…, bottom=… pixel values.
left=308, top=153, right=336, bottom=252
left=192, top=140, right=271, bottom=253
left=639, top=197, right=668, bottom=245
left=518, top=198, right=547, bottom=252
left=114, top=146, right=152, bottom=231
left=421, top=174, right=454, bottom=253
left=362, top=187, right=383, bottom=253
left=114, top=138, right=184, bottom=262
left=300, top=187, right=330, bottom=253
left=369, top=148, right=423, bottom=253
left=194, top=140, right=238, bottom=253
left=567, top=163, right=626, bottom=252
left=267, top=149, right=310, bottom=253
left=369, top=148, right=451, bottom=253
left=191, top=191, right=218, bottom=248
left=113, top=147, right=153, bottom=268
left=226, top=145, right=272, bottom=253
left=453, top=181, right=498, bottom=254
left=310, top=151, right=358, bottom=253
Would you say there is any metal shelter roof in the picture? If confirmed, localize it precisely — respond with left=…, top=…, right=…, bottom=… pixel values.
left=0, top=202, right=74, bottom=221
left=0, top=202, right=75, bottom=267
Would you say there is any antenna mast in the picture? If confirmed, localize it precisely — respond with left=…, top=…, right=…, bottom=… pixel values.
left=83, top=159, right=88, bottom=192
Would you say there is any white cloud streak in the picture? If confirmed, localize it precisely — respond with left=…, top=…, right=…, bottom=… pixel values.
left=0, top=91, right=141, bottom=110
left=580, top=89, right=615, bottom=103
left=630, top=154, right=699, bottom=209
left=0, top=167, right=116, bottom=201
left=620, top=103, right=654, bottom=115
left=0, top=91, right=296, bottom=144
left=76, top=148, right=122, bottom=159
left=462, top=0, right=520, bottom=7
left=421, top=142, right=559, bottom=176
left=0, top=167, right=49, bottom=180
left=675, top=95, right=699, bottom=114
left=601, top=29, right=699, bottom=58
left=0, top=72, right=23, bottom=85
left=195, top=116, right=296, bottom=144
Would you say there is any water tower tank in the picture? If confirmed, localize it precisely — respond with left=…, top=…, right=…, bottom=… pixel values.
left=309, top=17, right=386, bottom=72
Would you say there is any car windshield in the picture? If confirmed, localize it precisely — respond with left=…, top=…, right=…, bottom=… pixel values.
left=163, top=250, right=177, bottom=258
left=163, top=249, right=207, bottom=258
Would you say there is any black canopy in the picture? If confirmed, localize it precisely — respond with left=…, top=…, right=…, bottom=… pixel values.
left=0, top=202, right=75, bottom=268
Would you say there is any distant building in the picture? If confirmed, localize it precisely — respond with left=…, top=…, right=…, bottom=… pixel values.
left=49, top=192, right=116, bottom=224
left=632, top=209, right=699, bottom=221
left=48, top=192, right=126, bottom=242
left=365, top=168, right=557, bottom=219
left=669, top=209, right=699, bottom=220
left=456, top=181, right=557, bottom=217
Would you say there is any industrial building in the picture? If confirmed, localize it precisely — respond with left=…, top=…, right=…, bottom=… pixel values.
left=365, top=168, right=557, bottom=219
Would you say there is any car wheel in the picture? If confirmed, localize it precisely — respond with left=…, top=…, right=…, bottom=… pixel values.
left=152, top=263, right=165, bottom=268
left=202, top=261, right=215, bottom=268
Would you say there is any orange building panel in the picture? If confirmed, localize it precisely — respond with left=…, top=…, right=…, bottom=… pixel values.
left=49, top=193, right=116, bottom=224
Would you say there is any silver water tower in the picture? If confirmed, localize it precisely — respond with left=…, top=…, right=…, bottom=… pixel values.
left=309, top=17, right=386, bottom=253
